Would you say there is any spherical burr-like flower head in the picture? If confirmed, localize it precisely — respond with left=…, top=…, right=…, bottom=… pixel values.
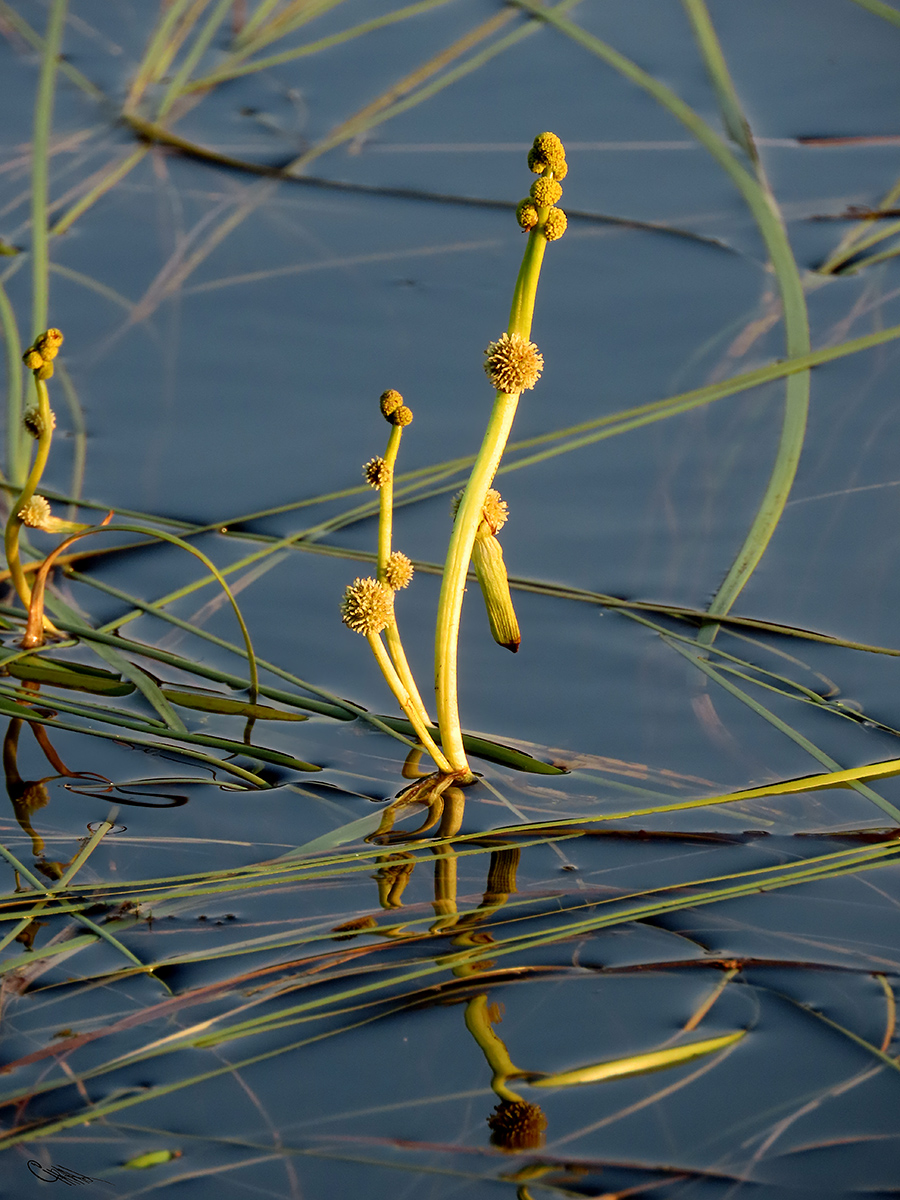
left=530, top=177, right=562, bottom=207
left=385, top=550, right=414, bottom=590
left=527, top=131, right=567, bottom=179
left=340, top=577, right=393, bottom=635
left=379, top=388, right=404, bottom=420
left=516, top=198, right=538, bottom=231
left=481, top=489, right=509, bottom=535
left=542, top=206, right=567, bottom=241
left=390, top=404, right=413, bottom=427
left=483, top=332, right=543, bottom=394
left=363, top=456, right=391, bottom=489
left=451, top=488, right=509, bottom=535
left=23, top=406, right=56, bottom=439
left=487, top=1100, right=547, bottom=1150
left=18, top=495, right=53, bottom=529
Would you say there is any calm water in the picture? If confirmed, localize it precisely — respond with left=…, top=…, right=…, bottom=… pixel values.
left=2, top=2, right=900, bottom=1196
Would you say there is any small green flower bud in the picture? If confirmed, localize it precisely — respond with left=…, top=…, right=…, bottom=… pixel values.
left=36, top=361, right=54, bottom=380
left=527, top=131, right=567, bottom=180
left=364, top=456, right=391, bottom=489
left=390, top=405, right=413, bottom=427
left=542, top=207, right=567, bottom=241
left=385, top=550, right=414, bottom=590
left=530, top=178, right=562, bottom=207
left=483, top=332, right=543, bottom=394
left=340, top=577, right=393, bottom=635
left=516, top=199, right=538, bottom=231
left=379, top=388, right=404, bottom=419
left=23, top=406, right=56, bottom=439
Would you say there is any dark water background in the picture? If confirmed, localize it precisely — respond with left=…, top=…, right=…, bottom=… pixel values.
left=2, top=1, right=900, bottom=1195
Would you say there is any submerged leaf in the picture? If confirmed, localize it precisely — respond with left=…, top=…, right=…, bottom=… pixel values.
left=161, top=688, right=308, bottom=721
left=4, top=657, right=135, bottom=696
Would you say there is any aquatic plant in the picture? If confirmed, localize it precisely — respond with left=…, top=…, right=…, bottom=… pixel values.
left=344, top=132, right=569, bottom=782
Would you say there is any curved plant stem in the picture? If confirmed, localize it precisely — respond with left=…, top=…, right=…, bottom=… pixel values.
left=4, top=377, right=54, bottom=613
left=367, top=632, right=452, bottom=773
left=435, top=198, right=553, bottom=774
left=377, top=424, right=432, bottom=731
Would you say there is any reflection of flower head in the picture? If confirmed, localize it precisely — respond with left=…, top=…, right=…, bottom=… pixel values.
left=487, top=1099, right=547, bottom=1150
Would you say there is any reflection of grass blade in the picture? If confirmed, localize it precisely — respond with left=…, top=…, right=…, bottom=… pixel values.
left=187, top=0, right=455, bottom=91
left=156, top=0, right=233, bottom=121
left=0, top=0, right=101, bottom=99
left=847, top=0, right=900, bottom=28
left=514, top=0, right=811, bottom=624
left=124, top=0, right=207, bottom=112
left=529, top=1029, right=745, bottom=1087
left=49, top=147, right=148, bottom=237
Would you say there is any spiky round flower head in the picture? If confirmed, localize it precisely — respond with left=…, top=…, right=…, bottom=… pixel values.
left=487, top=1100, right=547, bottom=1150
left=483, top=332, right=543, bottom=394
left=542, top=206, right=567, bottom=242
left=530, top=177, right=562, bottom=207
left=340, top=577, right=393, bottom=635
left=34, top=328, right=63, bottom=361
left=390, top=404, right=413, bottom=427
left=379, top=389, right=403, bottom=420
left=364, top=456, right=391, bottom=489
left=384, top=550, right=414, bottom=590
left=23, top=406, right=56, bottom=440
left=527, top=131, right=568, bottom=180
left=18, top=495, right=52, bottom=529
left=450, top=488, right=509, bottom=534
left=481, top=489, right=509, bottom=535
left=515, top=198, right=538, bottom=231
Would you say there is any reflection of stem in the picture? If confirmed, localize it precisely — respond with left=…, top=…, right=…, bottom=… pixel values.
left=430, top=842, right=458, bottom=930
left=3, top=720, right=46, bottom=856
left=464, top=993, right=525, bottom=1101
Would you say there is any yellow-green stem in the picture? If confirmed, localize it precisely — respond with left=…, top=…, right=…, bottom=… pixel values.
left=434, top=201, right=552, bottom=772
left=377, top=423, right=434, bottom=731
left=367, top=631, right=452, bottom=773
left=4, top=376, right=53, bottom=610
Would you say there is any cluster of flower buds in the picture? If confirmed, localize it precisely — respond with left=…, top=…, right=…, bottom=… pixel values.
left=515, top=132, right=568, bottom=242
left=22, top=328, right=63, bottom=380
left=379, top=388, right=413, bottom=427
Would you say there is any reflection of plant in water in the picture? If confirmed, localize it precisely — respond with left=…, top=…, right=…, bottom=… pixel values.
left=342, top=133, right=569, bottom=791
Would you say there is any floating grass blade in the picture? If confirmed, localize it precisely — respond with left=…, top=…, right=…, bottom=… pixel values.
left=529, top=1029, right=746, bottom=1087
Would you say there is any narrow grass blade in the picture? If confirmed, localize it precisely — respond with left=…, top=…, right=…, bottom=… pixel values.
left=30, top=0, right=68, bottom=339
left=529, top=1029, right=745, bottom=1087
